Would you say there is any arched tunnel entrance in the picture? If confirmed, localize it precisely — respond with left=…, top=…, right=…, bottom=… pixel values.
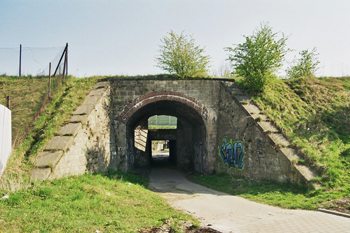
left=126, top=99, right=207, bottom=172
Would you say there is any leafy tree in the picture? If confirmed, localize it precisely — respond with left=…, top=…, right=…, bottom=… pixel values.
left=156, top=31, right=210, bottom=78
left=225, top=23, right=289, bottom=92
left=287, top=48, right=320, bottom=79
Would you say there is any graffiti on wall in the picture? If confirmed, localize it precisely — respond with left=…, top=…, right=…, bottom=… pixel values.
left=219, top=137, right=244, bottom=170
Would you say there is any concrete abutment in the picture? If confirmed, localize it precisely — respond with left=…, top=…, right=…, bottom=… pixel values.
left=31, top=77, right=318, bottom=188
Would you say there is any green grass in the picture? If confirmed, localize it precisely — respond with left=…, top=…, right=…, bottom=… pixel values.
left=0, top=172, right=196, bottom=232
left=0, top=75, right=200, bottom=232
left=188, top=76, right=350, bottom=212
left=249, top=77, right=350, bottom=188
left=1, top=75, right=99, bottom=188
left=0, top=75, right=53, bottom=147
left=187, top=173, right=348, bottom=210
left=148, top=125, right=177, bottom=129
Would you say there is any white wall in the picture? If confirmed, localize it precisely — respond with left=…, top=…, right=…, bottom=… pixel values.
left=0, top=104, right=11, bottom=177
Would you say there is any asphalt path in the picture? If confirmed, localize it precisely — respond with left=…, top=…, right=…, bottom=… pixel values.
left=148, top=168, right=350, bottom=233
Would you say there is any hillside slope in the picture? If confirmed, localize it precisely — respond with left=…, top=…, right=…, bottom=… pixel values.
left=251, top=77, right=350, bottom=189
left=0, top=75, right=98, bottom=185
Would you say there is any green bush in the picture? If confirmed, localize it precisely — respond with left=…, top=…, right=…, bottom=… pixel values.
left=226, top=23, right=289, bottom=92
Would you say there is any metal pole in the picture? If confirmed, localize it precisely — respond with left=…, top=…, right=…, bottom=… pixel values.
left=62, top=52, right=66, bottom=84
left=7, top=96, right=10, bottom=109
left=19, top=44, right=22, bottom=77
left=53, top=43, right=68, bottom=76
left=65, top=43, right=68, bottom=76
left=48, top=62, right=51, bottom=97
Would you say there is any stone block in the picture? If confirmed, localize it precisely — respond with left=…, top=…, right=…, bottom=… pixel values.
left=235, top=95, right=251, bottom=104
left=268, top=133, right=290, bottom=147
left=35, top=151, right=63, bottom=167
left=230, top=87, right=244, bottom=95
left=251, top=114, right=268, bottom=121
left=73, top=104, right=94, bottom=116
left=31, top=167, right=51, bottom=180
left=83, top=95, right=102, bottom=106
left=90, top=87, right=107, bottom=95
left=280, top=148, right=301, bottom=161
left=93, top=81, right=109, bottom=89
left=70, top=115, right=88, bottom=125
left=242, top=104, right=260, bottom=114
left=60, top=123, right=82, bottom=136
left=45, top=136, right=74, bottom=151
left=295, top=164, right=318, bottom=181
left=258, top=122, right=279, bottom=133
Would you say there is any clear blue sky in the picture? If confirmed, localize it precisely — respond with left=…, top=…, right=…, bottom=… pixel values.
left=1, top=0, right=349, bottom=77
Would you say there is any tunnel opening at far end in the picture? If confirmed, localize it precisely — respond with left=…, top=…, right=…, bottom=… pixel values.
left=148, top=115, right=177, bottom=167
left=126, top=99, right=207, bottom=172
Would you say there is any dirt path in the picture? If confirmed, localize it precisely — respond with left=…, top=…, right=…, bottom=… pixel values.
left=148, top=168, right=350, bottom=233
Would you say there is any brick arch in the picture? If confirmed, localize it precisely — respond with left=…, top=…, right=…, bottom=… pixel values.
left=116, top=91, right=208, bottom=124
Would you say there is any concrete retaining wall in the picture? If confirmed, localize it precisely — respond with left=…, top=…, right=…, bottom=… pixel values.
left=217, top=81, right=318, bottom=186
left=31, top=81, right=115, bottom=180
left=0, top=104, right=11, bottom=178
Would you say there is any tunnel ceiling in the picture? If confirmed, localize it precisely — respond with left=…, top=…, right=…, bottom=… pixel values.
left=127, top=100, right=205, bottom=129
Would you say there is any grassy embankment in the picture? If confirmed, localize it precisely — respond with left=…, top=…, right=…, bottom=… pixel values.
left=0, top=172, right=194, bottom=232
left=0, top=75, right=98, bottom=184
left=0, top=75, right=197, bottom=232
left=189, top=77, right=350, bottom=212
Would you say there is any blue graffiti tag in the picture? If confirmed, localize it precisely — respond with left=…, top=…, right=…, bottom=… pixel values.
left=219, top=137, right=244, bottom=169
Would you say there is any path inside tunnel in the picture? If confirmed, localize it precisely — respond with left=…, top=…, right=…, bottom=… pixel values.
left=151, top=151, right=172, bottom=167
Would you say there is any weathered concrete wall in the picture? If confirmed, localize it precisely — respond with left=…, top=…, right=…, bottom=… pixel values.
left=0, top=104, right=11, bottom=178
left=32, top=82, right=115, bottom=180
left=110, top=78, right=220, bottom=173
left=216, top=81, right=317, bottom=185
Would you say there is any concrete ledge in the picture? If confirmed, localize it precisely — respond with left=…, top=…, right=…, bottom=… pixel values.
left=295, top=164, right=318, bottom=181
left=70, top=115, right=88, bottom=125
left=83, top=95, right=101, bottom=106
left=232, top=89, right=244, bottom=95
left=73, top=104, right=94, bottom=116
left=89, top=88, right=107, bottom=97
left=60, top=123, right=82, bottom=136
left=280, top=148, right=301, bottom=160
left=242, top=104, right=261, bottom=114
left=251, top=113, right=269, bottom=121
left=92, top=81, right=109, bottom=89
left=318, top=209, right=350, bottom=218
left=45, top=136, right=74, bottom=151
left=268, top=133, right=290, bottom=147
left=258, top=122, right=280, bottom=133
left=235, top=95, right=251, bottom=104
left=35, top=151, right=63, bottom=167
left=279, top=148, right=319, bottom=187
left=31, top=167, right=51, bottom=180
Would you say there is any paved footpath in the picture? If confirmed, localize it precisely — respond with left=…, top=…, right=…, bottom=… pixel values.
left=148, top=168, right=350, bottom=233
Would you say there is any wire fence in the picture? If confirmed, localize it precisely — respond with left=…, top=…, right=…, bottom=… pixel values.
left=1, top=44, right=68, bottom=147
left=0, top=44, right=66, bottom=77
